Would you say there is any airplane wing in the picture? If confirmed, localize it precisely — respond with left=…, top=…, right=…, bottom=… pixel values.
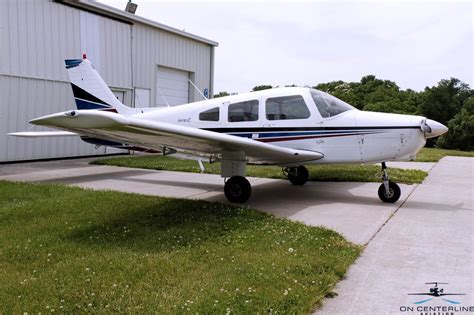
left=23, top=110, right=323, bottom=164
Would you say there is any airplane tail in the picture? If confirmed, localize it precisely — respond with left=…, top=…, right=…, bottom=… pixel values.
left=64, top=55, right=132, bottom=115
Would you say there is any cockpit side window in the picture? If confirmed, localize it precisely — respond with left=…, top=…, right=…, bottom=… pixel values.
left=228, top=100, right=259, bottom=122
left=265, top=95, right=310, bottom=120
left=310, top=90, right=355, bottom=118
left=199, top=107, right=219, bottom=121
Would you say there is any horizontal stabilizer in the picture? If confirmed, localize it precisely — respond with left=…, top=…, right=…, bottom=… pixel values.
left=8, top=131, right=79, bottom=138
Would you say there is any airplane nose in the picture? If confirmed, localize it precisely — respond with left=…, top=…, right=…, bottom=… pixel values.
left=423, top=119, right=448, bottom=138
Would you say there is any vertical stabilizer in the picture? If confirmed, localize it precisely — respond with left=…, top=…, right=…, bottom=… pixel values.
left=64, top=56, right=132, bottom=115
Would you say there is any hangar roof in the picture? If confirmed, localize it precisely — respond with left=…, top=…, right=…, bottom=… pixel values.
left=55, top=0, right=219, bottom=47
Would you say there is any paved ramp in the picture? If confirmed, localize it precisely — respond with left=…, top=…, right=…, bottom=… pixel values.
left=318, top=156, right=474, bottom=314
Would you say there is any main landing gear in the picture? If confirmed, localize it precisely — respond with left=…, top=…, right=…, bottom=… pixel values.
left=221, top=152, right=252, bottom=203
left=378, top=162, right=401, bottom=203
left=224, top=176, right=252, bottom=203
left=283, top=165, right=309, bottom=186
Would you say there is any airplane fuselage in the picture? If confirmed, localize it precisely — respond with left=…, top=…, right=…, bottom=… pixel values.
left=137, top=87, right=434, bottom=165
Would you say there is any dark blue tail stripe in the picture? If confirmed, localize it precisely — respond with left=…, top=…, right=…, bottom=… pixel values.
left=71, top=84, right=108, bottom=105
left=74, top=99, right=111, bottom=110
left=65, top=59, right=83, bottom=69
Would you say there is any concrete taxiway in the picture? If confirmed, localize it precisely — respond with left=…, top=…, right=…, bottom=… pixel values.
left=0, top=156, right=472, bottom=313
left=319, top=157, right=474, bottom=314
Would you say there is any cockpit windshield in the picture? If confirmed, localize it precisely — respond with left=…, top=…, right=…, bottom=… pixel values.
left=310, top=89, right=355, bottom=118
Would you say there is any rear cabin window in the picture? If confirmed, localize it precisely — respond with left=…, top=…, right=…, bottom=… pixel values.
left=266, top=95, right=311, bottom=120
left=228, top=100, right=259, bottom=122
left=310, top=90, right=354, bottom=118
left=199, top=107, right=219, bottom=121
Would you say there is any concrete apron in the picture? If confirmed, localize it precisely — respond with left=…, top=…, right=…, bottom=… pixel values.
left=318, top=156, right=474, bottom=314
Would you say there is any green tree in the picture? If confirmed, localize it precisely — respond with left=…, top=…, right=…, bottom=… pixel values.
left=418, top=78, right=471, bottom=125
left=213, top=91, right=230, bottom=98
left=314, top=80, right=362, bottom=109
left=252, top=85, right=273, bottom=91
left=437, top=97, right=474, bottom=151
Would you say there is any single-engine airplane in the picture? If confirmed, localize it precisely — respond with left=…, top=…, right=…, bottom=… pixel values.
left=9, top=56, right=448, bottom=203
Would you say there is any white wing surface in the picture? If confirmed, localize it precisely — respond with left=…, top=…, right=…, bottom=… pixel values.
left=26, top=110, right=323, bottom=164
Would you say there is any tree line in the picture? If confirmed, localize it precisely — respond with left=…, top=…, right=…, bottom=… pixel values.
left=214, top=76, right=473, bottom=151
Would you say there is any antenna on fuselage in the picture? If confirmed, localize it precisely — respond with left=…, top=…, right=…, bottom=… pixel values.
left=188, top=79, right=208, bottom=100
left=157, top=87, right=170, bottom=107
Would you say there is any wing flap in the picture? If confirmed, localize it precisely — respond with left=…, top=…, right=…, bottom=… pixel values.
left=28, top=110, right=324, bottom=164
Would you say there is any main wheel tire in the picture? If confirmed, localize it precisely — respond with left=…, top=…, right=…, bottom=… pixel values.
left=224, top=176, right=251, bottom=203
left=378, top=181, right=401, bottom=203
left=288, top=166, right=309, bottom=186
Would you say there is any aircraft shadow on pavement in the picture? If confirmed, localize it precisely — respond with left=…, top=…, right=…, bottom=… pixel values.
left=206, top=180, right=395, bottom=212
left=119, top=177, right=223, bottom=191
left=39, top=169, right=161, bottom=185
left=115, top=175, right=378, bottom=208
left=401, top=200, right=469, bottom=212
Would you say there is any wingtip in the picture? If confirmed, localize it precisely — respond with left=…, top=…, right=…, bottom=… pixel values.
left=29, top=116, right=46, bottom=126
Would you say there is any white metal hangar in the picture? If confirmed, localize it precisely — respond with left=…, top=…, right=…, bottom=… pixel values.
left=0, top=0, right=218, bottom=162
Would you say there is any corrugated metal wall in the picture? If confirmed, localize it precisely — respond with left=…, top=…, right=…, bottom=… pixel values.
left=132, top=23, right=212, bottom=108
left=0, top=0, right=214, bottom=162
left=0, top=0, right=104, bottom=162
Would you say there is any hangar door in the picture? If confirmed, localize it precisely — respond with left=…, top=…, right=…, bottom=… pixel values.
left=156, top=66, right=190, bottom=107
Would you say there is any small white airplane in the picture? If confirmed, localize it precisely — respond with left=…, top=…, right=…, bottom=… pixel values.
left=9, top=56, right=448, bottom=203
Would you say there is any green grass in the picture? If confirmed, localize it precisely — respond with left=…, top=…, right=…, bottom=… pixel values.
left=415, top=147, right=474, bottom=162
left=0, top=181, right=361, bottom=313
left=92, top=155, right=427, bottom=184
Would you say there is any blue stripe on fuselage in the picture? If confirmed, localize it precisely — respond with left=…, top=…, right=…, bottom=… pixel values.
left=228, top=130, right=379, bottom=139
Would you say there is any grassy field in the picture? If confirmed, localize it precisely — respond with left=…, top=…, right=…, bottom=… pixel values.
left=414, top=147, right=474, bottom=162
left=92, top=155, right=427, bottom=184
left=0, top=181, right=360, bottom=313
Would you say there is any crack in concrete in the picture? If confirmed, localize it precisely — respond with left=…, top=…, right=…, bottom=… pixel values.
left=365, top=182, right=420, bottom=246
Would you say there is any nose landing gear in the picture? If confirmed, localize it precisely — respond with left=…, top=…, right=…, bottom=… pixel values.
left=378, top=162, right=401, bottom=203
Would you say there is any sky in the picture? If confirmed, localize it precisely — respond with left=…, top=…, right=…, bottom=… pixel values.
left=99, top=0, right=473, bottom=94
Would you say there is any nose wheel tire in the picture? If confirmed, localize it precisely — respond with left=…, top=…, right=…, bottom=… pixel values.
left=378, top=181, right=401, bottom=203
left=286, top=166, right=309, bottom=186
left=224, top=176, right=251, bottom=203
